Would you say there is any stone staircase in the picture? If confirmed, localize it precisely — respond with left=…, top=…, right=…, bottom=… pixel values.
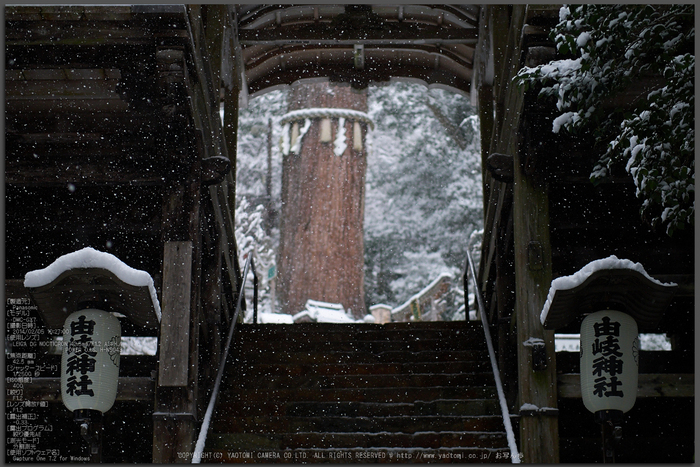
left=204, top=321, right=512, bottom=463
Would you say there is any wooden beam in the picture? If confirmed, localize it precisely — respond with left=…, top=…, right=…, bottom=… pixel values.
left=243, top=42, right=473, bottom=74
left=153, top=187, right=200, bottom=462
left=488, top=5, right=511, bottom=149
left=477, top=5, right=514, bottom=296
left=5, top=5, right=133, bottom=21
left=238, top=24, right=478, bottom=46
left=6, top=23, right=158, bottom=46
left=5, top=109, right=159, bottom=135
left=6, top=78, right=121, bottom=98
left=202, top=5, right=226, bottom=102
left=209, top=184, right=241, bottom=307
left=5, top=160, right=166, bottom=186
left=6, top=97, right=129, bottom=113
left=475, top=5, right=562, bottom=462
left=558, top=374, right=694, bottom=398
left=184, top=6, right=224, bottom=158
left=5, top=6, right=189, bottom=43
left=245, top=54, right=472, bottom=95
left=221, top=6, right=241, bottom=276
left=157, top=241, right=193, bottom=387
left=10, top=377, right=154, bottom=402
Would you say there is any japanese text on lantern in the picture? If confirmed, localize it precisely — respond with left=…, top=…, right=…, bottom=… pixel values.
left=65, top=315, right=97, bottom=397
left=591, top=316, right=623, bottom=398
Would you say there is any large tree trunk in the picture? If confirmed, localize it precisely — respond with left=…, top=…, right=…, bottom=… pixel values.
left=277, top=81, right=368, bottom=318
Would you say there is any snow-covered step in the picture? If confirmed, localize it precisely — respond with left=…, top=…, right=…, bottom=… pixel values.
left=236, top=350, right=489, bottom=365
left=236, top=338, right=481, bottom=353
left=237, top=321, right=485, bottom=342
left=228, top=372, right=496, bottom=391
left=216, top=399, right=502, bottom=419
left=224, top=386, right=498, bottom=404
left=231, top=360, right=491, bottom=378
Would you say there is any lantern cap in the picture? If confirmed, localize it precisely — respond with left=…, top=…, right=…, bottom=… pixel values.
left=540, top=256, right=677, bottom=332
left=24, top=247, right=161, bottom=329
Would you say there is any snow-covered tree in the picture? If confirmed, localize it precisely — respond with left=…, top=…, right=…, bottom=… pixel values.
left=236, top=90, right=288, bottom=204
left=235, top=91, right=288, bottom=313
left=364, top=82, right=482, bottom=309
left=515, top=4, right=694, bottom=236
left=235, top=196, right=277, bottom=313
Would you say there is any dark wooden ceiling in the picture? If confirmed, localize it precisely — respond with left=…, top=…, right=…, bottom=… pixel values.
left=232, top=4, right=480, bottom=96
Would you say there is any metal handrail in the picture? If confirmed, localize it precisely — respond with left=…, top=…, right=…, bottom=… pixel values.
left=465, top=246, right=521, bottom=463
left=251, top=256, right=259, bottom=324
left=192, top=252, right=257, bottom=463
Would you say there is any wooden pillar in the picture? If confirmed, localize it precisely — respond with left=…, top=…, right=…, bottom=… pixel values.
left=476, top=5, right=560, bottom=461
left=512, top=132, right=559, bottom=463
left=153, top=220, right=201, bottom=462
left=478, top=84, right=495, bottom=220
left=222, top=5, right=242, bottom=296
left=202, top=5, right=225, bottom=101
left=153, top=244, right=198, bottom=463
left=200, top=197, right=223, bottom=392
left=153, top=167, right=202, bottom=462
left=152, top=48, right=202, bottom=461
left=223, top=84, right=239, bottom=208
left=158, top=242, right=194, bottom=387
left=221, top=5, right=240, bottom=244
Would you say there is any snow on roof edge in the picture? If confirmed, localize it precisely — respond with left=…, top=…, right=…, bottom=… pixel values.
left=24, top=247, right=162, bottom=322
left=539, top=255, right=677, bottom=326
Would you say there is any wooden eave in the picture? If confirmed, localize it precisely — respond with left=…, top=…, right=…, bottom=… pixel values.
left=4, top=4, right=236, bottom=278
left=238, top=24, right=478, bottom=46
left=237, top=4, right=479, bottom=30
left=244, top=45, right=474, bottom=95
left=232, top=4, right=480, bottom=96
left=5, top=4, right=219, bottom=178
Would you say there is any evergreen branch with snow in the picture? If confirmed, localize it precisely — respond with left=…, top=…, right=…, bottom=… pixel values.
left=515, top=4, right=694, bottom=236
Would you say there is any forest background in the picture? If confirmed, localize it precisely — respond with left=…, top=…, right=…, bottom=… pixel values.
left=234, top=81, right=483, bottom=320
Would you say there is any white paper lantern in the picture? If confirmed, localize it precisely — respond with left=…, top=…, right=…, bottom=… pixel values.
left=61, top=309, right=121, bottom=413
left=580, top=310, right=639, bottom=414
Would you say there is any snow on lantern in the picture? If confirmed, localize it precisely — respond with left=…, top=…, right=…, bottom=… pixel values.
left=540, top=255, right=677, bottom=462
left=24, top=247, right=161, bottom=462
